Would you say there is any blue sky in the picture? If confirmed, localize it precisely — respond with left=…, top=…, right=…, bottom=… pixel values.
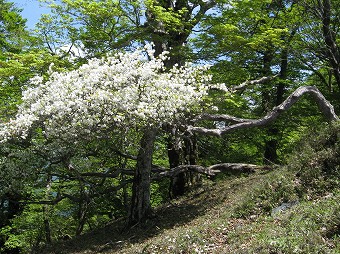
left=11, top=0, right=50, bottom=29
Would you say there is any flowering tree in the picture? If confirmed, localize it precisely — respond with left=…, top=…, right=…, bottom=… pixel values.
left=0, top=45, right=219, bottom=225
left=0, top=46, right=214, bottom=142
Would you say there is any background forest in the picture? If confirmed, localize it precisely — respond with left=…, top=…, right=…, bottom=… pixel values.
left=0, top=0, right=339, bottom=253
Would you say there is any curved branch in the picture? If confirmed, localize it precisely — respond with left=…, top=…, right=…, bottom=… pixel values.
left=189, top=86, right=339, bottom=136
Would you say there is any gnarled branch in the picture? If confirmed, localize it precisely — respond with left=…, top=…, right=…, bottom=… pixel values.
left=189, top=86, right=339, bottom=136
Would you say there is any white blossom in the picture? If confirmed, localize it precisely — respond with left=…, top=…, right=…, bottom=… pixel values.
left=0, top=46, right=220, bottom=143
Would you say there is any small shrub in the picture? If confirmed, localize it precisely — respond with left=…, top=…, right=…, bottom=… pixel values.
left=255, top=192, right=340, bottom=253
left=233, top=168, right=298, bottom=218
left=288, top=121, right=340, bottom=198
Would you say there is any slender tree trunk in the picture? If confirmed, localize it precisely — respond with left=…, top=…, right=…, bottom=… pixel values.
left=168, top=130, right=199, bottom=198
left=43, top=206, right=52, bottom=244
left=43, top=173, right=52, bottom=243
left=183, top=133, right=200, bottom=188
left=167, top=128, right=184, bottom=198
left=128, top=127, right=157, bottom=226
left=264, top=44, right=290, bottom=164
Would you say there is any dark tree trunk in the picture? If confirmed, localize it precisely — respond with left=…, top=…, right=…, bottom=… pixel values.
left=262, top=25, right=296, bottom=164
left=183, top=133, right=200, bottom=188
left=321, top=0, right=340, bottom=89
left=260, top=50, right=279, bottom=164
left=263, top=128, right=279, bottom=164
left=75, top=199, right=88, bottom=236
left=43, top=206, right=52, bottom=244
left=128, top=127, right=157, bottom=226
left=264, top=43, right=290, bottom=164
left=167, top=130, right=185, bottom=198
left=168, top=130, right=199, bottom=198
left=170, top=172, right=186, bottom=197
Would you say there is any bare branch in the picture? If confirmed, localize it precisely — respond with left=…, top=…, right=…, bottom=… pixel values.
left=152, top=163, right=270, bottom=179
left=156, top=165, right=215, bottom=178
left=80, top=169, right=134, bottom=178
left=189, top=86, right=339, bottom=136
left=208, top=163, right=269, bottom=174
left=232, top=75, right=279, bottom=92
left=193, top=113, right=249, bottom=124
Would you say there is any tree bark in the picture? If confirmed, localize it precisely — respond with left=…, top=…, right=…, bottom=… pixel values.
left=167, top=133, right=185, bottom=198
left=128, top=127, right=157, bottom=226
left=75, top=195, right=88, bottom=236
left=168, top=131, right=199, bottom=198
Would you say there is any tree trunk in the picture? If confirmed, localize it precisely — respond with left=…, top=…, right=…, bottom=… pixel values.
left=260, top=50, right=278, bottom=164
left=43, top=173, right=52, bottom=243
left=167, top=129, right=184, bottom=198
left=128, top=127, right=157, bottom=226
left=43, top=206, right=52, bottom=244
left=168, top=130, right=199, bottom=198
left=145, top=0, right=213, bottom=198
left=183, top=133, right=200, bottom=189
left=321, top=0, right=340, bottom=89
left=75, top=198, right=88, bottom=236
left=263, top=128, right=279, bottom=164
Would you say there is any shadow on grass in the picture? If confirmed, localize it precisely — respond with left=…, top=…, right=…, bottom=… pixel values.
left=40, top=173, right=258, bottom=254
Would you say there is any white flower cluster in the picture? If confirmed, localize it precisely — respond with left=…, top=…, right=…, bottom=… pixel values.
left=0, top=45, right=213, bottom=142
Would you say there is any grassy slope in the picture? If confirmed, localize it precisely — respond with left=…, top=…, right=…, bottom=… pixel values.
left=43, top=123, right=340, bottom=254
left=42, top=170, right=339, bottom=254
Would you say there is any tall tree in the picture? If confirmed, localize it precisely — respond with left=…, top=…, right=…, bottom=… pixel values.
left=296, top=0, right=340, bottom=109
left=194, top=0, right=305, bottom=163
left=0, top=0, right=29, bottom=119
left=0, top=2, right=31, bottom=251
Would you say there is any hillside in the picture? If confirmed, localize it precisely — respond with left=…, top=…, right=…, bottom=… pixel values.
left=41, top=123, right=340, bottom=254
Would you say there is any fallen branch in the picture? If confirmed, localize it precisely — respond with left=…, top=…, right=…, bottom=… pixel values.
left=208, top=163, right=270, bottom=174
left=152, top=163, right=270, bottom=179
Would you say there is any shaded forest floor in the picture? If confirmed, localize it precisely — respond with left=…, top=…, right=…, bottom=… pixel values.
left=41, top=168, right=340, bottom=254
